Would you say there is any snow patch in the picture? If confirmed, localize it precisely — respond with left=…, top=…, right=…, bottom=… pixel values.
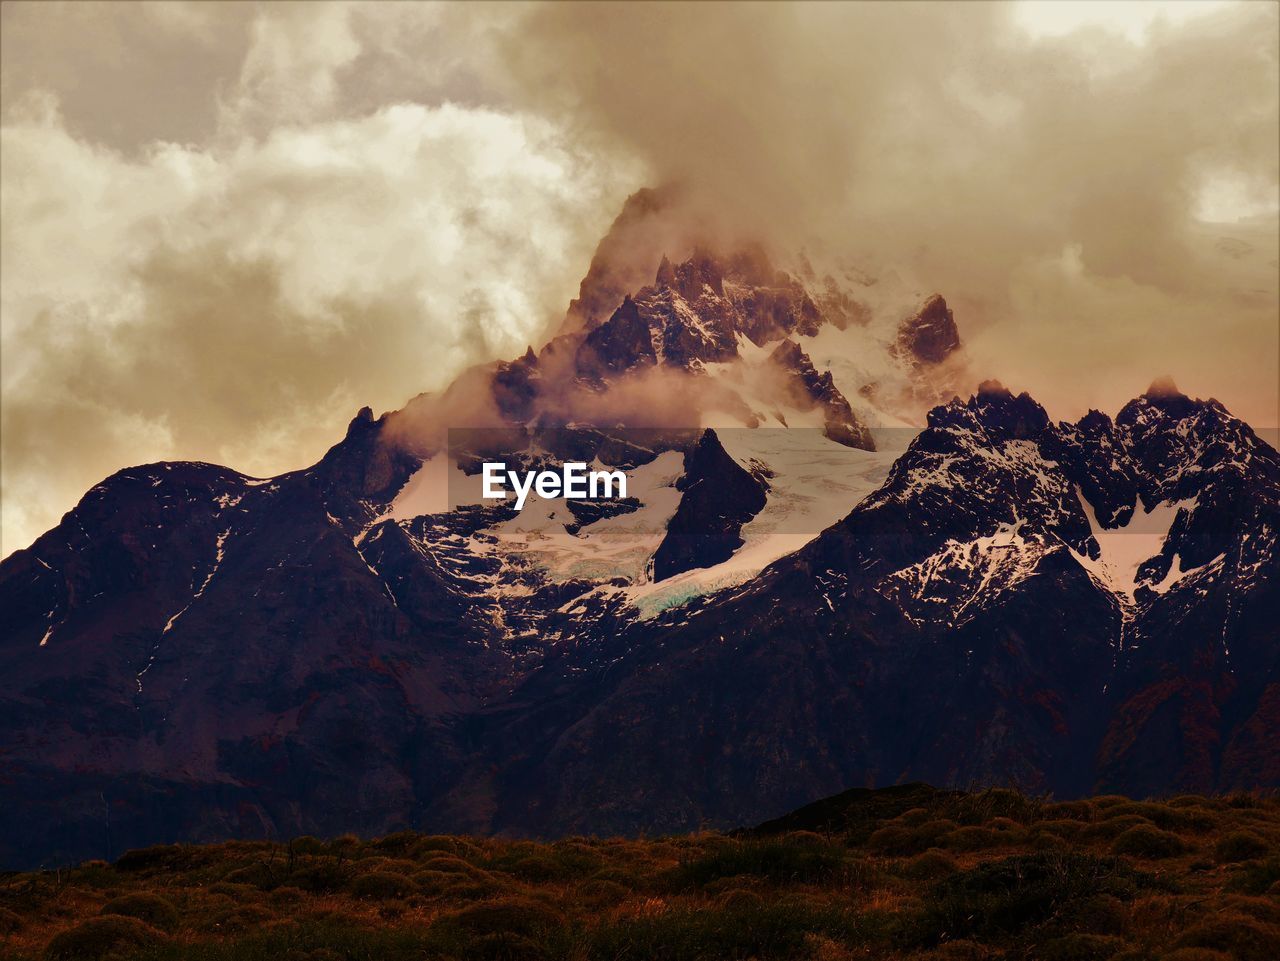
left=1072, top=489, right=1192, bottom=598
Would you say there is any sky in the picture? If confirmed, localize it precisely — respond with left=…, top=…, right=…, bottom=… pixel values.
left=1, top=0, right=1277, bottom=557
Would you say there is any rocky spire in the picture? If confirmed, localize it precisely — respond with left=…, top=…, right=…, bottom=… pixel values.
left=898, top=294, right=961, bottom=364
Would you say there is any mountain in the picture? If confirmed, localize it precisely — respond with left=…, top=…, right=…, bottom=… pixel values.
left=1, top=191, right=1275, bottom=869
left=422, top=379, right=1278, bottom=838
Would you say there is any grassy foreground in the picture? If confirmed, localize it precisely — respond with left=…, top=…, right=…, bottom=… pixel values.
left=1, top=786, right=1277, bottom=960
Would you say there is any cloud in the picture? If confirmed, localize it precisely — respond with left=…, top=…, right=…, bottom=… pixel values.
left=1, top=87, right=632, bottom=555
left=1, top=0, right=1276, bottom=556
left=498, top=0, right=1278, bottom=421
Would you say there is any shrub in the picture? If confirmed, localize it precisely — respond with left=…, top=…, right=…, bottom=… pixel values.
left=895, top=807, right=933, bottom=826
left=371, top=830, right=419, bottom=854
left=215, top=903, right=275, bottom=933
left=924, top=940, right=992, bottom=960
left=71, top=861, right=116, bottom=889
left=361, top=856, right=418, bottom=875
left=953, top=788, right=1041, bottom=825
left=1033, top=832, right=1070, bottom=852
left=485, top=845, right=600, bottom=882
left=464, top=931, right=550, bottom=961
left=209, top=881, right=259, bottom=901
left=942, top=827, right=1003, bottom=851
left=113, top=844, right=190, bottom=873
left=1112, top=826, right=1190, bottom=859
left=1042, top=800, right=1095, bottom=821
left=269, top=886, right=306, bottom=905
left=668, top=836, right=853, bottom=887
left=1167, top=795, right=1222, bottom=809
left=916, top=852, right=1148, bottom=942
left=866, top=825, right=914, bottom=854
left=587, top=900, right=858, bottom=961
left=439, top=897, right=564, bottom=937
left=413, top=835, right=484, bottom=860
left=577, top=878, right=630, bottom=908
left=349, top=871, right=416, bottom=900
left=716, top=887, right=765, bottom=910
left=288, top=835, right=326, bottom=855
left=420, top=854, right=484, bottom=877
left=1215, top=831, right=1271, bottom=863
left=1222, top=895, right=1280, bottom=925
left=45, top=916, right=165, bottom=959
left=222, top=863, right=279, bottom=889
left=590, top=865, right=644, bottom=889
left=1159, top=950, right=1232, bottom=961
left=1172, top=914, right=1280, bottom=961
left=1036, top=819, right=1088, bottom=841
left=1104, top=802, right=1209, bottom=833
left=98, top=892, right=180, bottom=932
left=901, top=850, right=959, bottom=881
left=1225, top=856, right=1280, bottom=895
left=323, top=836, right=361, bottom=860
left=435, top=875, right=506, bottom=902
left=869, top=820, right=955, bottom=855
left=1059, top=893, right=1128, bottom=935
left=1044, top=936, right=1126, bottom=957
left=1082, top=816, right=1154, bottom=842
left=1091, top=796, right=1131, bottom=810
left=1040, top=933, right=1125, bottom=961
left=426, top=896, right=567, bottom=957
left=1226, top=794, right=1264, bottom=809
left=0, top=906, right=22, bottom=933
left=288, top=858, right=353, bottom=893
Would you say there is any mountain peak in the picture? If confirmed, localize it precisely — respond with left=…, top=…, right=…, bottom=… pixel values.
left=346, top=406, right=375, bottom=436
left=655, top=254, right=676, bottom=287
left=899, top=294, right=961, bottom=364
left=1118, top=377, right=1202, bottom=425
left=653, top=428, right=768, bottom=581
left=1144, top=375, right=1184, bottom=400
left=969, top=381, right=1049, bottom=440
left=976, top=378, right=1010, bottom=399
left=769, top=339, right=874, bottom=450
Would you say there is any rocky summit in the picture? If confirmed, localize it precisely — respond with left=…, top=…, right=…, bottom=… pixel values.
left=1, top=190, right=1276, bottom=870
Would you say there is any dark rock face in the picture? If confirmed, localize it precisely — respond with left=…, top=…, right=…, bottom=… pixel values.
left=491, top=347, right=541, bottom=421
left=516, top=245, right=870, bottom=425
left=652, top=429, right=768, bottom=581
left=1095, top=380, right=1280, bottom=797
left=769, top=340, right=875, bottom=451
left=1046, top=409, right=1139, bottom=528
left=563, top=497, right=642, bottom=535
left=562, top=185, right=680, bottom=334
left=899, top=294, right=961, bottom=364
left=574, top=295, right=658, bottom=383
left=722, top=250, right=826, bottom=345
left=467, top=387, right=1275, bottom=838
left=0, top=442, right=467, bottom=868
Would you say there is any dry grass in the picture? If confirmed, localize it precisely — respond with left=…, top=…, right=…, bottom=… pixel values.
left=0, top=788, right=1276, bottom=960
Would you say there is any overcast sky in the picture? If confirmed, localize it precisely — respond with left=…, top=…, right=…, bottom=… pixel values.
left=2, top=1, right=1277, bottom=557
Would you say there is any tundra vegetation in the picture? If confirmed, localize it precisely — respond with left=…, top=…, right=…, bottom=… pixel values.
left=1, top=786, right=1277, bottom=961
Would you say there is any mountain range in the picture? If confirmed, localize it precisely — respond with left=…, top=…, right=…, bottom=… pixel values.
left=1, top=189, right=1276, bottom=869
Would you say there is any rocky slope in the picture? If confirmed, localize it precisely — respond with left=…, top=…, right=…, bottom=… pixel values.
left=442, top=380, right=1277, bottom=838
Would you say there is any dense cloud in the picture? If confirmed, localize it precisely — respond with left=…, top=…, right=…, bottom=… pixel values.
left=500, top=1, right=1278, bottom=417
left=0, top=3, right=635, bottom=555
left=1, top=1, right=1276, bottom=555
